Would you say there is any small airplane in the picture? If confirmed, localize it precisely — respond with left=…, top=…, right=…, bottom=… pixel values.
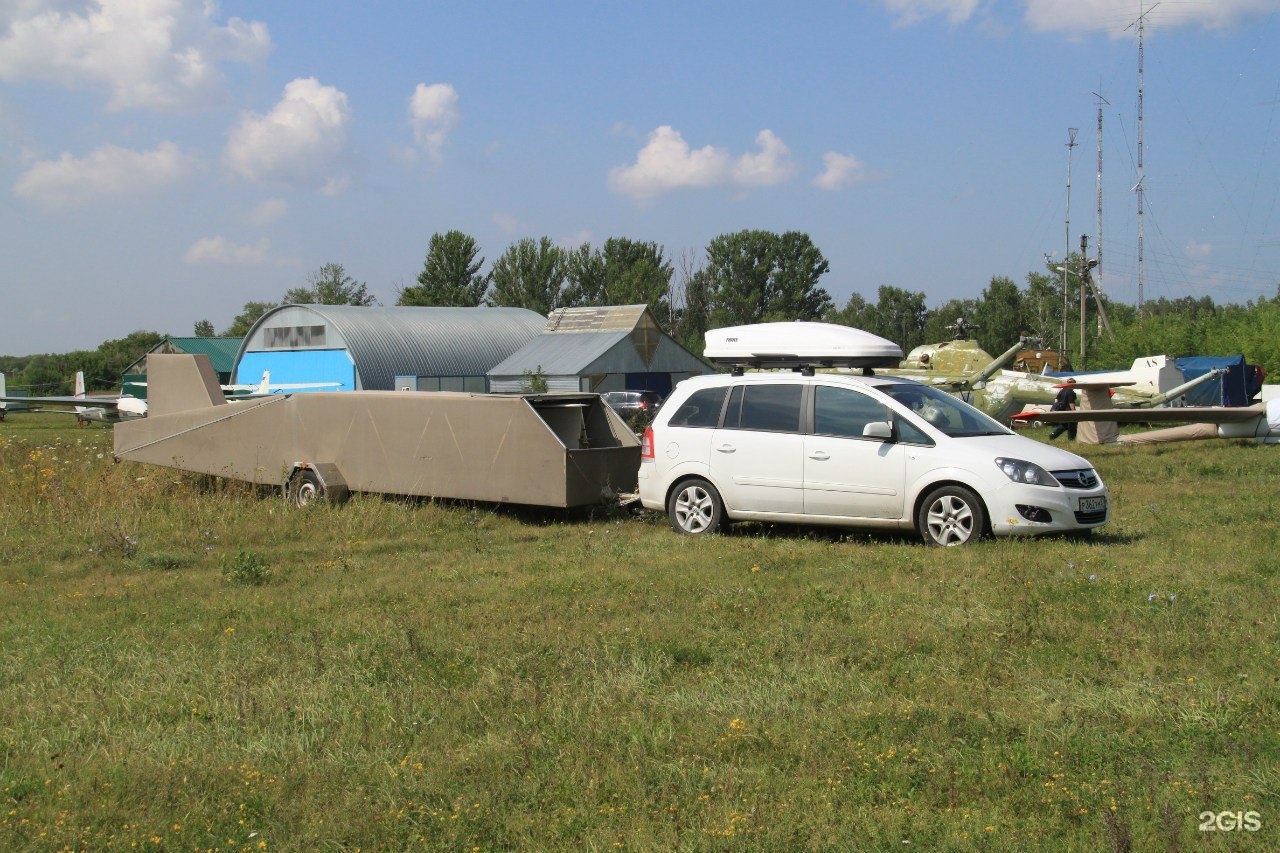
left=221, top=370, right=342, bottom=396
left=0, top=371, right=147, bottom=423
left=0, top=369, right=342, bottom=424
left=1014, top=379, right=1279, bottom=445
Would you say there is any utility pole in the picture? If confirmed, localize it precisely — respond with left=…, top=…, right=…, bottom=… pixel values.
left=1062, top=127, right=1078, bottom=353
left=1079, top=235, right=1089, bottom=367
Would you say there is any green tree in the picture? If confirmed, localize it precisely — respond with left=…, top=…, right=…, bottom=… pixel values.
left=767, top=231, right=833, bottom=322
left=562, top=238, right=675, bottom=325
left=223, top=301, right=277, bottom=337
left=921, top=298, right=978, bottom=343
left=972, top=276, right=1026, bottom=353
left=193, top=319, right=216, bottom=337
left=826, top=292, right=873, bottom=328
left=863, top=285, right=929, bottom=352
left=562, top=243, right=607, bottom=307
left=284, top=262, right=377, bottom=306
left=703, top=230, right=831, bottom=327
left=487, top=237, right=565, bottom=315
left=399, top=231, right=490, bottom=306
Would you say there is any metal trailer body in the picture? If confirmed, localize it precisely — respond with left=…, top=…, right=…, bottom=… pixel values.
left=114, top=354, right=640, bottom=507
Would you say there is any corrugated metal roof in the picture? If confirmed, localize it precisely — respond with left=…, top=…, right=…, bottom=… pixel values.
left=488, top=330, right=631, bottom=376
left=163, top=337, right=243, bottom=373
left=237, top=305, right=546, bottom=390
left=125, top=337, right=243, bottom=375
left=545, top=304, right=648, bottom=332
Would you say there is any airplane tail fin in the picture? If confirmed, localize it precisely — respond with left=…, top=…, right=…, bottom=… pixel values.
left=261, top=370, right=271, bottom=394
left=75, top=371, right=85, bottom=398
left=145, top=354, right=227, bottom=417
left=0, top=372, right=6, bottom=412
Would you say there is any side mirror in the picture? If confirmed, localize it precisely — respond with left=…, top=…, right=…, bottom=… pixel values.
left=862, top=421, right=893, bottom=441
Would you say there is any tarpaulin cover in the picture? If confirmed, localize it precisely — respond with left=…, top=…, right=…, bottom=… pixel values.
left=1174, top=355, right=1258, bottom=407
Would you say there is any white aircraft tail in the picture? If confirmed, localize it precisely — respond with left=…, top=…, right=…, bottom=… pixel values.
left=260, top=370, right=271, bottom=394
left=75, top=371, right=86, bottom=398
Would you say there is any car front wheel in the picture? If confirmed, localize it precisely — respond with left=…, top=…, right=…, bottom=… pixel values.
left=917, top=485, right=986, bottom=546
left=668, top=478, right=725, bottom=535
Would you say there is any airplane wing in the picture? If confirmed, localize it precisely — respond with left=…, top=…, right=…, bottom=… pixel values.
left=1027, top=404, right=1266, bottom=424
left=0, top=394, right=124, bottom=408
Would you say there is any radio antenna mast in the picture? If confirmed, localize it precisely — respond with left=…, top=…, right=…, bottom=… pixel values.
left=1127, top=2, right=1158, bottom=316
left=1093, top=90, right=1109, bottom=334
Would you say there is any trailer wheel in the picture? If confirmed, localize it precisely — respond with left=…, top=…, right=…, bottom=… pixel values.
left=288, top=468, right=325, bottom=508
left=668, top=478, right=725, bottom=536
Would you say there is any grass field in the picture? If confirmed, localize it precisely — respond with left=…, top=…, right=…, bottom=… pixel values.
left=1, top=413, right=1277, bottom=850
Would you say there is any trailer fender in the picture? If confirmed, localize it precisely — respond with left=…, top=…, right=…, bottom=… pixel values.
left=286, top=461, right=350, bottom=507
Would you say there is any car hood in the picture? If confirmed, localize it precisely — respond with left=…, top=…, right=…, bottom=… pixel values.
left=950, top=434, right=1098, bottom=472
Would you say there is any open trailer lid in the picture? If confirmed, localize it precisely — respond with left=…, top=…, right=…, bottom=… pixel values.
left=704, top=322, right=904, bottom=369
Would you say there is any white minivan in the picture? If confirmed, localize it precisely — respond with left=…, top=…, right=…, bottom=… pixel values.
left=638, top=338, right=1109, bottom=545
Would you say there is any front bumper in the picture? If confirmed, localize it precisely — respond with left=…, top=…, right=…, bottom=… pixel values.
left=986, top=480, right=1109, bottom=536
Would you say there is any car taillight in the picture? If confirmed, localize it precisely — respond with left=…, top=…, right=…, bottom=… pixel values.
left=640, top=426, right=654, bottom=459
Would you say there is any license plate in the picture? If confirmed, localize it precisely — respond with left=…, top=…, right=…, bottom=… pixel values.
left=1078, top=496, right=1106, bottom=513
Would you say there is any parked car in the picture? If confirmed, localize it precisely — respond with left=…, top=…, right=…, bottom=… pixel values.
left=638, top=371, right=1109, bottom=546
left=601, top=390, right=663, bottom=425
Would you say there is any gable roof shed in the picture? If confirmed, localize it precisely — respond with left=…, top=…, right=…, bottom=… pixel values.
left=488, top=305, right=711, bottom=393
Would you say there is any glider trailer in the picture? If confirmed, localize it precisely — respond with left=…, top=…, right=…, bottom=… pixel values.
left=113, top=354, right=640, bottom=508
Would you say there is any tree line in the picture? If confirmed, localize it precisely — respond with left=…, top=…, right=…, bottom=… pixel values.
left=5, top=230, right=1278, bottom=393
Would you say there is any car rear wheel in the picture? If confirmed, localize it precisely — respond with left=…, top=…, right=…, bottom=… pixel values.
left=917, top=485, right=985, bottom=546
left=668, top=478, right=725, bottom=535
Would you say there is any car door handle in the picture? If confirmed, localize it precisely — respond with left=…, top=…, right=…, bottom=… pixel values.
left=715, top=444, right=736, bottom=453
left=808, top=451, right=830, bottom=461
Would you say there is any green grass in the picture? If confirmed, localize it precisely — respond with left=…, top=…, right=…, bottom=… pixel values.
left=0, top=414, right=1277, bottom=850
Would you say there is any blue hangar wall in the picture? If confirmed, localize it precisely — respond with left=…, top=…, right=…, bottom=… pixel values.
left=232, top=304, right=547, bottom=392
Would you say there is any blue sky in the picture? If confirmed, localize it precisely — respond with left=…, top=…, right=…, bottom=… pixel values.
left=2, top=0, right=1278, bottom=355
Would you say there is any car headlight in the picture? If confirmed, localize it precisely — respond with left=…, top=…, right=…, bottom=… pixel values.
left=994, top=457, right=1058, bottom=487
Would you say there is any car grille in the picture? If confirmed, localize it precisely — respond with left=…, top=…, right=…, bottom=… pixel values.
left=1053, top=469, right=1098, bottom=489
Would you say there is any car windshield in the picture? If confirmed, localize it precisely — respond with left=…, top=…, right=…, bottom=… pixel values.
left=879, top=382, right=1009, bottom=438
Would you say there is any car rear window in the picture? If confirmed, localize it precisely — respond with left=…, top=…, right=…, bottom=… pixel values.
left=667, top=386, right=728, bottom=427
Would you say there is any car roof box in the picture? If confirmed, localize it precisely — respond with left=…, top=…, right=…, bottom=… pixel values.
left=704, top=322, right=904, bottom=369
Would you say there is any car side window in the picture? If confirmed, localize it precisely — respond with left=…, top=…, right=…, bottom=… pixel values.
left=813, top=385, right=889, bottom=438
left=724, top=383, right=803, bottom=433
left=667, top=386, right=728, bottom=427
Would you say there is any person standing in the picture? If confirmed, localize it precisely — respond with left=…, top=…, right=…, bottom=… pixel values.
left=1049, top=378, right=1078, bottom=440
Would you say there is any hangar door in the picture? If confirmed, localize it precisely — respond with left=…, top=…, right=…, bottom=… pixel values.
left=237, top=350, right=357, bottom=391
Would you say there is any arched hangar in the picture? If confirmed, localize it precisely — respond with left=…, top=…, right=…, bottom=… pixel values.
left=233, top=305, right=546, bottom=392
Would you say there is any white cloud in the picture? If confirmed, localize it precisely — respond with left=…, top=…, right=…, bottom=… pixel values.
left=183, top=235, right=271, bottom=265
left=732, top=130, right=797, bottom=188
left=245, top=198, right=287, bottom=226
left=880, top=0, right=1278, bottom=33
left=607, top=125, right=732, bottom=202
left=610, top=125, right=806, bottom=202
left=14, top=140, right=196, bottom=209
left=224, top=77, right=350, bottom=190
left=1025, top=0, right=1279, bottom=34
left=1185, top=239, right=1213, bottom=259
left=881, top=0, right=981, bottom=27
left=813, top=151, right=868, bottom=190
left=408, top=82, right=459, bottom=159
left=492, top=212, right=522, bottom=235
left=0, top=0, right=270, bottom=112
